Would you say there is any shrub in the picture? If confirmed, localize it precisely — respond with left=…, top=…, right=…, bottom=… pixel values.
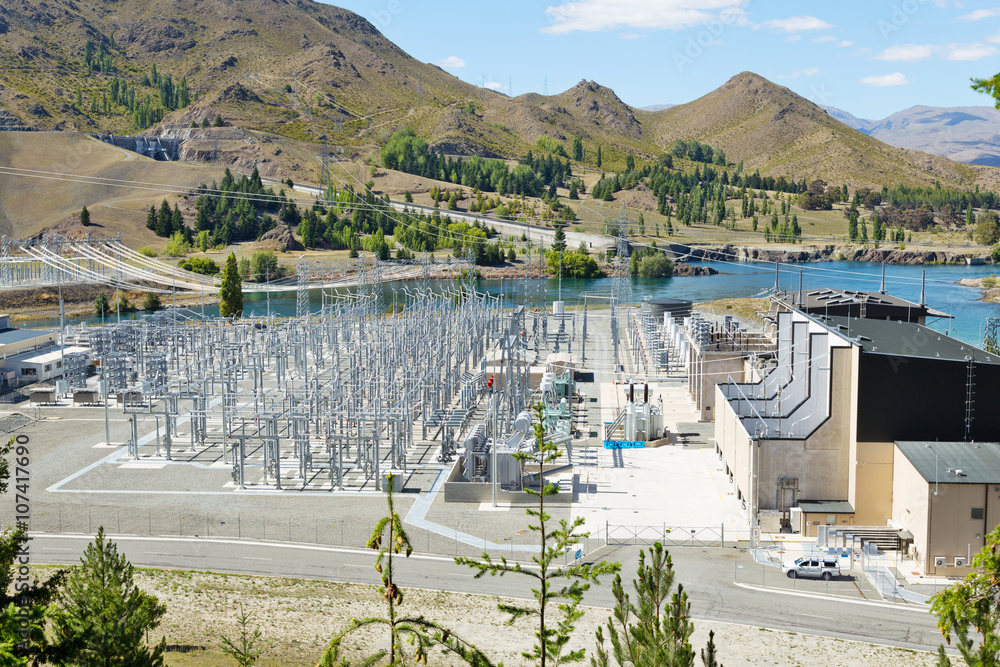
left=163, top=231, right=191, bottom=257
left=142, top=292, right=162, bottom=311
left=178, top=257, right=220, bottom=276
left=137, top=246, right=158, bottom=257
left=637, top=253, right=674, bottom=278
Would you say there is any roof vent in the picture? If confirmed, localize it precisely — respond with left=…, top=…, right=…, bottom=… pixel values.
left=956, top=469, right=966, bottom=477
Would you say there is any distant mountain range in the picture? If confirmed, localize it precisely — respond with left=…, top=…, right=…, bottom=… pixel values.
left=821, top=104, right=1000, bottom=167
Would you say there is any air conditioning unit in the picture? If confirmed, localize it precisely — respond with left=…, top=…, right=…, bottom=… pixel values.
left=934, top=556, right=947, bottom=567
left=955, top=557, right=967, bottom=567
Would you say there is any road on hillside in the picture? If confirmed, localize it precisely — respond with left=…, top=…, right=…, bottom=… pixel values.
left=267, top=179, right=612, bottom=252
left=30, top=535, right=944, bottom=653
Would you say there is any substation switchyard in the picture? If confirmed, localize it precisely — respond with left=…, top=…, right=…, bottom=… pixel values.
left=1, top=232, right=706, bottom=525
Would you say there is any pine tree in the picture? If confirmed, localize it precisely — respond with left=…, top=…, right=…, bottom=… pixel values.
left=0, top=437, right=67, bottom=665
left=552, top=224, right=567, bottom=252
left=79, top=205, right=91, bottom=227
left=171, top=204, right=183, bottom=234
left=591, top=542, right=699, bottom=667
left=596, top=146, right=603, bottom=168
left=52, top=527, right=166, bottom=666
left=458, top=404, right=619, bottom=667
left=219, top=252, right=243, bottom=318
left=156, top=199, right=172, bottom=237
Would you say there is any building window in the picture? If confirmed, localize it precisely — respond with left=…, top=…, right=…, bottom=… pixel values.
left=43, top=364, right=52, bottom=372
left=972, top=507, right=985, bottom=521
left=57, top=361, right=62, bottom=368
left=826, top=515, right=837, bottom=525
left=20, top=368, right=35, bottom=376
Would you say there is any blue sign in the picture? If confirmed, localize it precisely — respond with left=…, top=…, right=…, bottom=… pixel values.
left=604, top=440, right=645, bottom=450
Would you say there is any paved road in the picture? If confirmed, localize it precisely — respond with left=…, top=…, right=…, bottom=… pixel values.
left=30, top=535, right=944, bottom=653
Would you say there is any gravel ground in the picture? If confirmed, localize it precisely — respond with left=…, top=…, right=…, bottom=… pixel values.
left=25, top=565, right=940, bottom=667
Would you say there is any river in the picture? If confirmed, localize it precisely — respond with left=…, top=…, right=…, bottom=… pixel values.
left=23, top=260, right=1000, bottom=346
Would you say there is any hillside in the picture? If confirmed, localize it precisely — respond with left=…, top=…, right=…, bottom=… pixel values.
left=647, top=72, right=997, bottom=191
left=1, top=1, right=1000, bottom=192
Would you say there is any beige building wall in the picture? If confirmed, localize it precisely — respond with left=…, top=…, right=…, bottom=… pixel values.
left=851, top=442, right=895, bottom=526
left=0, top=332, right=56, bottom=358
left=893, top=448, right=994, bottom=575
left=801, top=512, right=855, bottom=537
left=714, top=345, right=855, bottom=516
left=689, top=346, right=746, bottom=422
left=891, top=449, right=930, bottom=567
left=715, top=384, right=753, bottom=504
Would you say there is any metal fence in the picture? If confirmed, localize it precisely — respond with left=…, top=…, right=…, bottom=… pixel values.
left=605, top=523, right=729, bottom=548
left=27, top=511, right=739, bottom=562
left=860, top=547, right=931, bottom=604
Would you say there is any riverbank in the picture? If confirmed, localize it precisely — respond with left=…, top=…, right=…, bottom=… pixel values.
left=959, top=276, right=1000, bottom=303
left=682, top=243, right=992, bottom=266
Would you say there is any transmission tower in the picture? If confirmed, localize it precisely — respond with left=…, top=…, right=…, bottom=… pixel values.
left=319, top=137, right=331, bottom=196
left=611, top=201, right=633, bottom=371
left=985, top=317, right=1000, bottom=355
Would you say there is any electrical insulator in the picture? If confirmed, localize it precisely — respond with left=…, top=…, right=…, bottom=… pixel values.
left=487, top=375, right=494, bottom=389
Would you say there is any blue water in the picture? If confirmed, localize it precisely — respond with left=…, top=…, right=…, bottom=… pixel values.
left=21, top=260, right=1000, bottom=346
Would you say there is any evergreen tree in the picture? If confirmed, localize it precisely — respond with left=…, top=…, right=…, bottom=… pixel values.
left=52, top=527, right=166, bottom=666
left=572, top=136, right=584, bottom=162
left=156, top=200, right=172, bottom=237
left=458, top=404, right=619, bottom=667
left=596, top=146, right=603, bottom=168
left=591, top=542, right=700, bottom=667
left=171, top=204, right=183, bottom=234
left=219, top=253, right=243, bottom=318
left=848, top=210, right=859, bottom=241
left=0, top=437, right=67, bottom=665
left=552, top=224, right=567, bottom=252
left=94, top=292, right=111, bottom=316
left=79, top=205, right=91, bottom=227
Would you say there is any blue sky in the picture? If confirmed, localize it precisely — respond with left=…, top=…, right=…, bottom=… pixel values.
left=324, top=0, right=1000, bottom=120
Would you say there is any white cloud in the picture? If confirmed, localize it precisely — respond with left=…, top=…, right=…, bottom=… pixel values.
left=438, top=56, right=465, bottom=69
left=873, top=43, right=934, bottom=61
left=988, top=31, right=1000, bottom=43
left=621, top=32, right=642, bottom=40
left=762, top=16, right=833, bottom=32
left=859, top=72, right=909, bottom=87
left=871, top=42, right=998, bottom=62
left=484, top=81, right=504, bottom=91
left=838, top=40, right=854, bottom=47
left=945, top=42, right=999, bottom=59
left=542, top=0, right=749, bottom=34
left=812, top=35, right=837, bottom=43
left=785, top=34, right=802, bottom=42
left=776, top=67, right=820, bottom=79
left=958, top=8, right=1000, bottom=21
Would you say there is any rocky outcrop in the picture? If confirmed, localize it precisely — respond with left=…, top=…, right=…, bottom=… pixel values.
left=258, top=225, right=303, bottom=251
left=672, top=262, right=718, bottom=276
left=683, top=245, right=835, bottom=263
left=845, top=247, right=987, bottom=264
left=679, top=243, right=989, bottom=265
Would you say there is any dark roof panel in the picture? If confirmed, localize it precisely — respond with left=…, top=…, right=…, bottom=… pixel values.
left=812, top=315, right=1000, bottom=365
left=797, top=500, right=855, bottom=514
left=896, top=441, right=1000, bottom=484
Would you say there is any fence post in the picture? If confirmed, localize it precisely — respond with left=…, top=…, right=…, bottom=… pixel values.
left=721, top=523, right=725, bottom=548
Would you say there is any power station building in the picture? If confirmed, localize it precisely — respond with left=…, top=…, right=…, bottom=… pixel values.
left=713, top=299, right=1000, bottom=575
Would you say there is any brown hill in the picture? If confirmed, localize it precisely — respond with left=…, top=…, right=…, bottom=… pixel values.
left=647, top=72, right=998, bottom=190
left=1, top=1, right=999, bottom=191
